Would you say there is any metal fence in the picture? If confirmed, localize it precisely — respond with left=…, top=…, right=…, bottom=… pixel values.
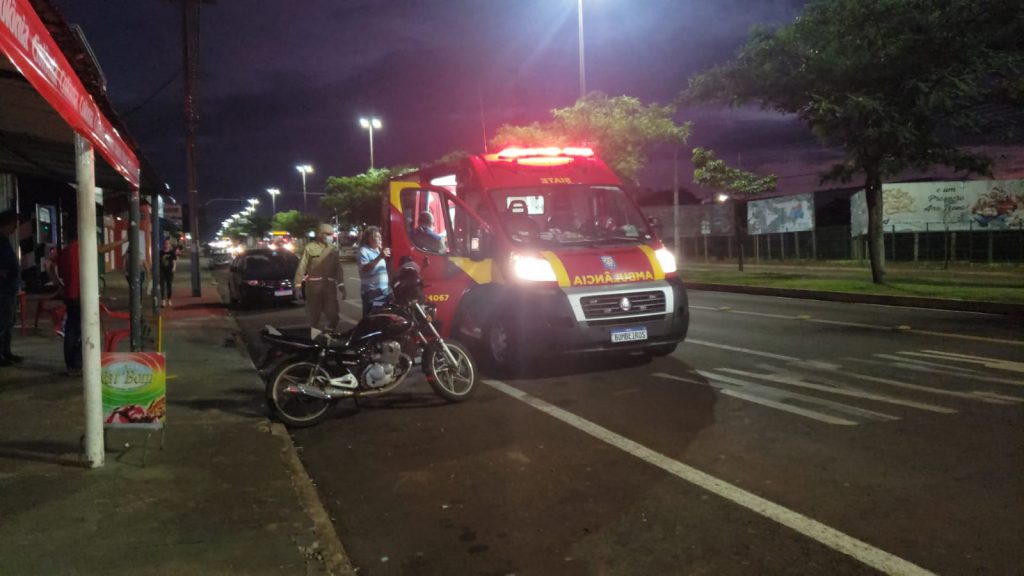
left=673, top=224, right=1024, bottom=264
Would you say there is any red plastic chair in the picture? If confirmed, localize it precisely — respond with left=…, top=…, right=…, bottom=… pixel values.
left=99, top=303, right=131, bottom=352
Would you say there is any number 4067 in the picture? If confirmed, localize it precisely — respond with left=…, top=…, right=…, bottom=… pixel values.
left=426, top=294, right=450, bottom=302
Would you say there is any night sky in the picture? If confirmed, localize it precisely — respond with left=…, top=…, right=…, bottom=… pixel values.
left=50, top=0, right=1020, bottom=229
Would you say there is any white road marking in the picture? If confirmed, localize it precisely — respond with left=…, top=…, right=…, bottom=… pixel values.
left=908, top=350, right=1024, bottom=375
left=698, top=371, right=900, bottom=423
left=683, top=339, right=800, bottom=362
left=484, top=378, right=938, bottom=576
left=655, top=372, right=858, bottom=426
left=719, top=367, right=957, bottom=414
left=876, top=354, right=1024, bottom=386
left=845, top=358, right=1024, bottom=403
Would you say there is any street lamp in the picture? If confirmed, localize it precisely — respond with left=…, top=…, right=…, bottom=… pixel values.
left=577, top=0, right=586, bottom=99
left=295, top=164, right=314, bottom=211
left=359, top=117, right=382, bottom=169
left=266, top=187, right=280, bottom=215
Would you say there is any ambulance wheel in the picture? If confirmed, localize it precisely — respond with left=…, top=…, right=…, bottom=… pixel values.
left=485, top=316, right=526, bottom=377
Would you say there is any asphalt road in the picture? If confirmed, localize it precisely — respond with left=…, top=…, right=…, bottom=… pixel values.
left=223, top=266, right=1024, bottom=576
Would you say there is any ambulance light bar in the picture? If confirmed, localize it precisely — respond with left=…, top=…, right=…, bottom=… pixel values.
left=496, top=146, right=595, bottom=160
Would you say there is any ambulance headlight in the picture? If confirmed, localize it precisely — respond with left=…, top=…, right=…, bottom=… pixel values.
left=654, top=247, right=677, bottom=274
left=511, top=253, right=557, bottom=283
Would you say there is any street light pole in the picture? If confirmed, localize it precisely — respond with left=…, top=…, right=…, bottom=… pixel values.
left=295, top=165, right=313, bottom=212
left=359, top=118, right=382, bottom=169
left=577, top=0, right=586, bottom=99
left=267, top=188, right=280, bottom=216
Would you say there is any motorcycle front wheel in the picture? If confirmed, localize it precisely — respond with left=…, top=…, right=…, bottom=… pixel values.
left=423, top=339, right=478, bottom=402
left=267, top=362, right=333, bottom=428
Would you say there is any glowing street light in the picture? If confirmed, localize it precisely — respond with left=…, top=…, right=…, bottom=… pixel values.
left=716, top=193, right=730, bottom=203
left=266, top=187, right=281, bottom=215
left=359, top=117, right=382, bottom=169
left=295, top=165, right=314, bottom=211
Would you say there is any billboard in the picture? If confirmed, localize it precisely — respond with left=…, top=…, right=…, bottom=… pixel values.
left=674, top=204, right=734, bottom=237
left=747, top=193, right=815, bottom=235
left=850, top=180, right=1024, bottom=235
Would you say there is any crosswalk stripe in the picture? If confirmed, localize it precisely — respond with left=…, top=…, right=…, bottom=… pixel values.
left=902, top=350, right=1024, bottom=376
left=653, top=372, right=858, bottom=425
left=846, top=358, right=1024, bottom=403
left=698, top=371, right=900, bottom=423
left=719, top=367, right=957, bottom=414
left=873, top=354, right=1024, bottom=387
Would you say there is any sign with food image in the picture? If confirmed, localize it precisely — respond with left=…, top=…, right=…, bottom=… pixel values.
left=101, top=353, right=166, bottom=429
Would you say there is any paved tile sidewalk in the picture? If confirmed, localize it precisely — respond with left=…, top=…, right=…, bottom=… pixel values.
left=0, top=262, right=334, bottom=575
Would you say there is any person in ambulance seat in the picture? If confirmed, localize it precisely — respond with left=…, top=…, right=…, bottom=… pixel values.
left=410, top=211, right=446, bottom=254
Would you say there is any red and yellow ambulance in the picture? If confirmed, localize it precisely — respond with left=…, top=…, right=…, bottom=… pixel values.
left=385, top=146, right=688, bottom=370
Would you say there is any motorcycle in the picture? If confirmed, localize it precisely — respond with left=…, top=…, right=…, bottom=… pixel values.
left=259, top=263, right=478, bottom=428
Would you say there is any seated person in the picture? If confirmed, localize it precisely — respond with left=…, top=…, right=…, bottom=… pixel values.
left=410, top=211, right=446, bottom=253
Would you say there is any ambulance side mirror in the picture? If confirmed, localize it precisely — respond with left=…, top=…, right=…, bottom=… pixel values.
left=469, top=231, right=493, bottom=261
left=647, top=216, right=663, bottom=235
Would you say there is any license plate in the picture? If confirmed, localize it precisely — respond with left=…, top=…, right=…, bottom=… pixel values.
left=274, top=289, right=293, bottom=297
left=611, top=327, right=648, bottom=343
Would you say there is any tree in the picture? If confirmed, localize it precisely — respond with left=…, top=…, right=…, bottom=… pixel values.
left=321, top=168, right=404, bottom=228
left=692, top=147, right=778, bottom=271
left=491, top=93, right=692, bottom=184
left=223, top=214, right=274, bottom=242
left=683, top=0, right=1023, bottom=283
left=272, top=210, right=320, bottom=238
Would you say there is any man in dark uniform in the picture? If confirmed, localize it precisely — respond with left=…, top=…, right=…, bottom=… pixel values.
left=0, top=210, right=22, bottom=366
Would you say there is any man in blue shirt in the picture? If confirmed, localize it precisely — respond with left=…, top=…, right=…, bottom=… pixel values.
left=357, top=226, right=390, bottom=316
left=0, top=210, right=23, bottom=366
left=411, top=211, right=446, bottom=253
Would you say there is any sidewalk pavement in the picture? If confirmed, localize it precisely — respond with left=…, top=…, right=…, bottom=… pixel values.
left=0, top=261, right=349, bottom=575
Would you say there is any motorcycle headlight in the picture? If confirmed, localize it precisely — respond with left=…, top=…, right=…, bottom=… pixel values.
left=511, top=252, right=556, bottom=283
left=654, top=247, right=677, bottom=275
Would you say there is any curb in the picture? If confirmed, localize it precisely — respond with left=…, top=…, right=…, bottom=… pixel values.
left=270, top=422, right=356, bottom=576
left=217, top=275, right=356, bottom=576
left=685, top=283, right=1024, bottom=317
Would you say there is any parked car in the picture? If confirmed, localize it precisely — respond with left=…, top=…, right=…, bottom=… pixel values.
left=208, top=244, right=234, bottom=269
left=227, top=249, right=299, bottom=308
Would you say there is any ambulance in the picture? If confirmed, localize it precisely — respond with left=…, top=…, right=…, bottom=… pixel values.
left=385, top=146, right=688, bottom=370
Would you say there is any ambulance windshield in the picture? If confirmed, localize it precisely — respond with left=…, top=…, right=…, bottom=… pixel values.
left=490, top=185, right=653, bottom=247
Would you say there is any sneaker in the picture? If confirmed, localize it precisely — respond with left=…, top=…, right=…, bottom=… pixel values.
left=7, top=354, right=24, bottom=364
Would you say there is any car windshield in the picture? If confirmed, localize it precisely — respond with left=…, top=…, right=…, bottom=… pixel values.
left=489, top=185, right=652, bottom=247
left=245, top=252, right=295, bottom=275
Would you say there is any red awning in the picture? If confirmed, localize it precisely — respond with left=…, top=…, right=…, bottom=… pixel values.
left=0, top=0, right=140, bottom=188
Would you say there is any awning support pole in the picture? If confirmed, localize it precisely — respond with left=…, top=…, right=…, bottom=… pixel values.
left=75, top=134, right=104, bottom=468
left=129, top=188, right=142, bottom=351
left=152, top=195, right=162, bottom=314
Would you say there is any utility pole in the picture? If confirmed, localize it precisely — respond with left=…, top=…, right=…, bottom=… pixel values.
left=172, top=0, right=211, bottom=297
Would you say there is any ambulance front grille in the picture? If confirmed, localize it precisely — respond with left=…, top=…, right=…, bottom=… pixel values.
left=580, top=290, right=666, bottom=319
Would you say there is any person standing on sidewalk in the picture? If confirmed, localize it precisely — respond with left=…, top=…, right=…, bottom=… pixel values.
left=57, top=228, right=125, bottom=376
left=357, top=226, right=390, bottom=316
left=159, top=238, right=177, bottom=307
left=0, top=209, right=23, bottom=366
left=294, top=223, right=341, bottom=337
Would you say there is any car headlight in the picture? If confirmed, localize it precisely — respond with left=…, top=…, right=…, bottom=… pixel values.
left=654, top=247, right=677, bottom=274
left=511, top=252, right=556, bottom=282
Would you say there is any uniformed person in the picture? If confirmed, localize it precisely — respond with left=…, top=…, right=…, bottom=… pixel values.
left=295, top=223, right=341, bottom=336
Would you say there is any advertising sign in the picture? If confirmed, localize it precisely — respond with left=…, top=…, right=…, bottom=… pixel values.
left=747, top=193, right=815, bottom=235
left=101, top=352, right=166, bottom=429
left=850, top=180, right=1024, bottom=235
left=675, top=204, right=734, bottom=237
left=163, top=204, right=183, bottom=227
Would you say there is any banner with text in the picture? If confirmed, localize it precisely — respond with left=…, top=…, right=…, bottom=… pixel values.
left=102, top=352, right=166, bottom=429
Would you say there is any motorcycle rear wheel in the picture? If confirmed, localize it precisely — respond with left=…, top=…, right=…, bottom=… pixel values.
left=424, top=339, right=478, bottom=402
left=267, top=362, right=333, bottom=428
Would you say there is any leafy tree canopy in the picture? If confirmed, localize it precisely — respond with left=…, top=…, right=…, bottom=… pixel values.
left=321, top=167, right=410, bottom=228
left=491, top=93, right=692, bottom=183
left=684, top=0, right=1022, bottom=183
left=692, top=147, right=777, bottom=197
left=272, top=210, right=320, bottom=237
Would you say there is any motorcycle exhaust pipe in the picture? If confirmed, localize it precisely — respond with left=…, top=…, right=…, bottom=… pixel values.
left=284, top=384, right=335, bottom=401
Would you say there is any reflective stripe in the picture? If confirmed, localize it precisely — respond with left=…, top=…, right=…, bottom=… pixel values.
left=540, top=251, right=571, bottom=288
left=637, top=245, right=665, bottom=280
